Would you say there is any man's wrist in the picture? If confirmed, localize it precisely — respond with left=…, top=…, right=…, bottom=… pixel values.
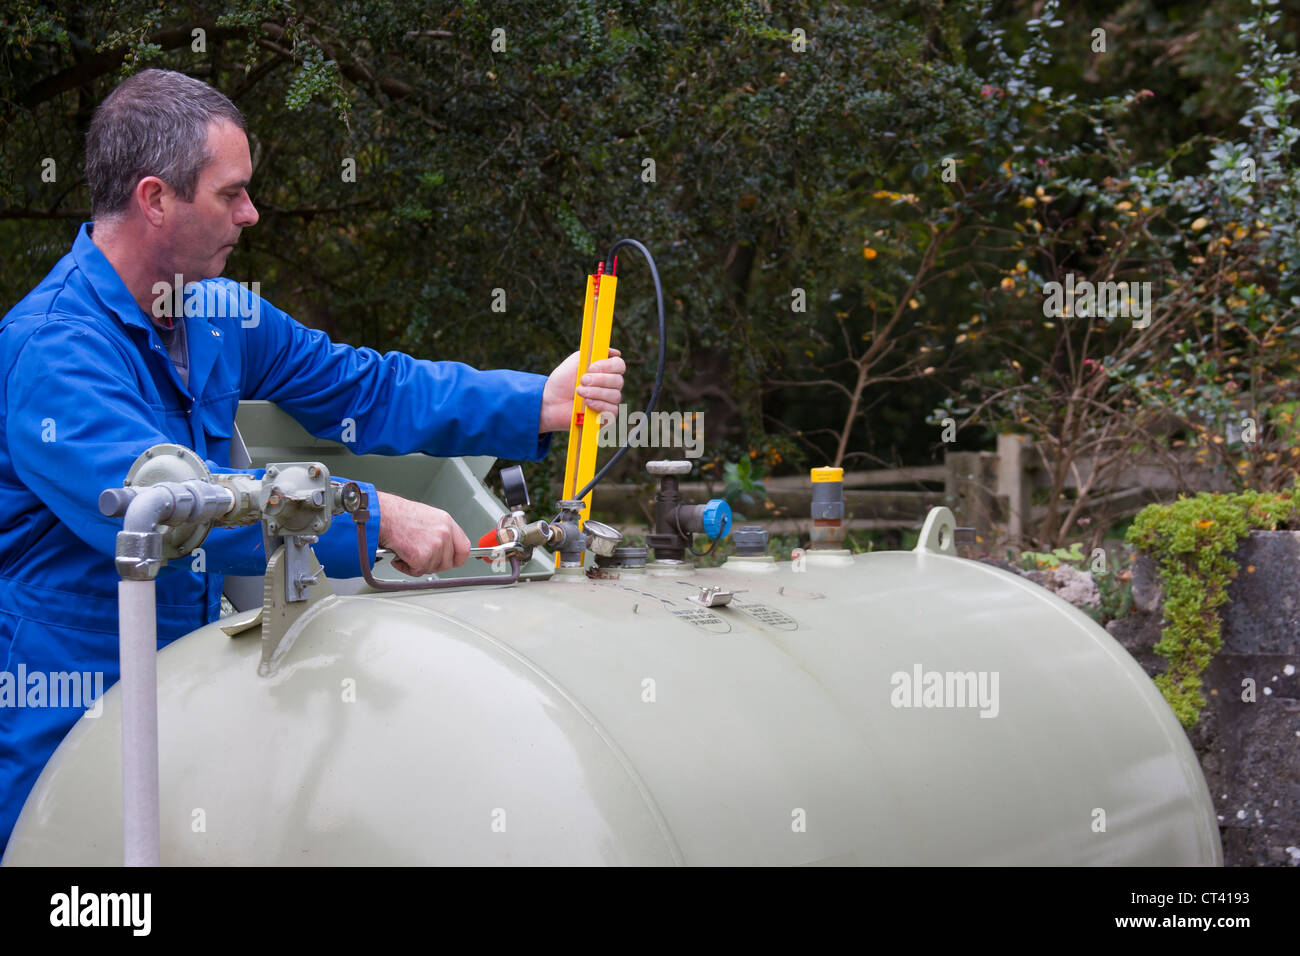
left=375, top=490, right=395, bottom=548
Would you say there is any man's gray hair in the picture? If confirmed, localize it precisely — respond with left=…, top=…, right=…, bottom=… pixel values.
left=86, top=68, right=246, bottom=219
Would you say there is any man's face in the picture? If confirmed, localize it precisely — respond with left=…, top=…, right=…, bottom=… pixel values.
left=161, top=118, right=259, bottom=281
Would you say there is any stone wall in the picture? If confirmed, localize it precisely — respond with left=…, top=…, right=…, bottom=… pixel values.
left=1107, top=530, right=1300, bottom=866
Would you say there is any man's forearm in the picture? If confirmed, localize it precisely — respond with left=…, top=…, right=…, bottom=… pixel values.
left=243, top=303, right=555, bottom=461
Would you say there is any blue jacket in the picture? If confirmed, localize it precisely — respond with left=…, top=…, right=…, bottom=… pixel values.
left=0, top=223, right=552, bottom=852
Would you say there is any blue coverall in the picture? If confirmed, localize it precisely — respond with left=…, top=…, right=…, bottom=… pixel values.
left=0, top=223, right=553, bottom=851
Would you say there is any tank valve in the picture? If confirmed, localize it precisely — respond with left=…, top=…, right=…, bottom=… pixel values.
left=550, top=500, right=624, bottom=567
left=644, top=460, right=733, bottom=562
left=809, top=466, right=846, bottom=550
left=476, top=520, right=555, bottom=559
left=475, top=466, right=558, bottom=563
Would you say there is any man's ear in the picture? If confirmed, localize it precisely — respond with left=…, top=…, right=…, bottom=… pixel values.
left=134, top=176, right=169, bottom=227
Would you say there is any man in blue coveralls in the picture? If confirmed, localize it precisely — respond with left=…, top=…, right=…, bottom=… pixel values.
left=0, top=69, right=626, bottom=852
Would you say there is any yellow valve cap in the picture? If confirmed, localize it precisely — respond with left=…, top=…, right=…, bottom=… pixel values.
left=811, top=467, right=843, bottom=483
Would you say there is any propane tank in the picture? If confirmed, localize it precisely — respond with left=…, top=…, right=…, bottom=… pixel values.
left=1, top=406, right=1221, bottom=866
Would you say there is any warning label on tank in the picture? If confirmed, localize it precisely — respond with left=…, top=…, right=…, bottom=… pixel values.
left=671, top=608, right=732, bottom=634
left=734, top=603, right=799, bottom=631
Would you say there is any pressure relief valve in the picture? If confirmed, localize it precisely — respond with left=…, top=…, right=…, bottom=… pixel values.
left=644, top=460, right=732, bottom=562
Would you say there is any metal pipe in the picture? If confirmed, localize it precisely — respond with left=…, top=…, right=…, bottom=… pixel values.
left=118, top=578, right=159, bottom=867
left=107, top=479, right=235, bottom=867
left=117, top=482, right=235, bottom=533
left=120, top=486, right=173, bottom=532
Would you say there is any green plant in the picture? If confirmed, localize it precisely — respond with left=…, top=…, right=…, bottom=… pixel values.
left=1090, top=550, right=1135, bottom=628
left=768, top=531, right=803, bottom=561
left=722, top=457, right=767, bottom=517
left=1127, top=484, right=1300, bottom=727
left=1017, top=541, right=1086, bottom=570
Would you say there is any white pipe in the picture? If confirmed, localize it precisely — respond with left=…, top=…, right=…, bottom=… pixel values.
left=118, top=579, right=160, bottom=866
left=111, top=479, right=237, bottom=867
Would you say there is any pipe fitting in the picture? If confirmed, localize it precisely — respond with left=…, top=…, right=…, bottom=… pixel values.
left=114, top=530, right=164, bottom=581
left=109, top=480, right=236, bottom=577
left=553, top=500, right=587, bottom=566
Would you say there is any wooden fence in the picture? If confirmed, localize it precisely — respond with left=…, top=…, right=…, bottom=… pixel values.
left=576, top=434, right=1219, bottom=548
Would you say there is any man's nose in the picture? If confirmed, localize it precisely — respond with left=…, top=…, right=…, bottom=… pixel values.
left=236, top=190, right=259, bottom=227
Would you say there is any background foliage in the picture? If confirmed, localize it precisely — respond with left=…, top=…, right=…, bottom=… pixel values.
left=3, top=0, right=1299, bottom=524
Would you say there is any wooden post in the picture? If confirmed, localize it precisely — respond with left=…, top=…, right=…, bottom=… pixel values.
left=996, top=433, right=1035, bottom=547
left=944, top=451, right=1000, bottom=551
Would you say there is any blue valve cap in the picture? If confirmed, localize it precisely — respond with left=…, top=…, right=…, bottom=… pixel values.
left=702, top=499, right=732, bottom=539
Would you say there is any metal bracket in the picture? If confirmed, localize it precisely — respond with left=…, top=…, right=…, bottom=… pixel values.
left=259, top=542, right=335, bottom=676
left=284, top=534, right=321, bottom=602
left=688, top=584, right=743, bottom=608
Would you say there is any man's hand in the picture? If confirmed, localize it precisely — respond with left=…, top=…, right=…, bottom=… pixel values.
left=375, top=491, right=471, bottom=575
left=539, top=347, right=626, bottom=433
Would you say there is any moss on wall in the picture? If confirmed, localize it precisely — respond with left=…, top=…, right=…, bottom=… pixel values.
left=1127, top=485, right=1300, bottom=727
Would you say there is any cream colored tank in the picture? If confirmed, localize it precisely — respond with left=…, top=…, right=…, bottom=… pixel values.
left=1, top=404, right=1221, bottom=865
left=3, top=516, right=1220, bottom=865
